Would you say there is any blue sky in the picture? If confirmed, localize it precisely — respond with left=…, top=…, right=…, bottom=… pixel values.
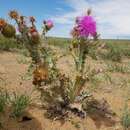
left=0, top=0, right=130, bottom=39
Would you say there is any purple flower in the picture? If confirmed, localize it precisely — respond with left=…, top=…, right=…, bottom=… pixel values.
left=43, top=20, right=54, bottom=30
left=76, top=16, right=97, bottom=37
left=46, top=20, right=54, bottom=29
left=46, top=20, right=53, bottom=29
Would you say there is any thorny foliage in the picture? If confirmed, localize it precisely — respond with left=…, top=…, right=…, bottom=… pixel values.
left=0, top=10, right=115, bottom=120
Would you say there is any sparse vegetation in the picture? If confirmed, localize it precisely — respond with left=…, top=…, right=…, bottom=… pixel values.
left=107, top=63, right=130, bottom=73
left=0, top=90, right=9, bottom=113
left=10, top=93, right=31, bottom=117
left=100, top=40, right=130, bottom=62
left=121, top=103, right=130, bottom=130
left=104, top=41, right=123, bottom=62
left=0, top=8, right=130, bottom=130
left=0, top=89, right=31, bottom=119
left=0, top=35, right=23, bottom=51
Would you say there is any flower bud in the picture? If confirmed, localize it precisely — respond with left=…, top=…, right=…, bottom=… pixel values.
left=31, top=32, right=40, bottom=44
left=87, top=9, right=92, bottom=16
left=30, top=16, right=36, bottom=23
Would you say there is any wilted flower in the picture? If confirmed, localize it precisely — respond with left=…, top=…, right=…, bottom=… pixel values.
left=18, top=16, right=27, bottom=28
left=87, top=8, right=92, bottom=16
left=0, top=18, right=7, bottom=28
left=43, top=20, right=46, bottom=24
left=28, top=27, right=40, bottom=44
left=30, top=16, right=36, bottom=23
left=9, top=10, right=19, bottom=20
left=20, top=16, right=25, bottom=23
left=20, top=16, right=24, bottom=21
left=71, top=26, right=80, bottom=38
left=33, top=64, right=48, bottom=85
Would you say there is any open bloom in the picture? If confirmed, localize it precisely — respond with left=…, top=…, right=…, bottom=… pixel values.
left=71, top=15, right=97, bottom=38
left=78, top=15, right=97, bottom=37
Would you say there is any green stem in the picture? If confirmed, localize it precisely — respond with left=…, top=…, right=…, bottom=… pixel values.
left=70, top=75, right=86, bottom=103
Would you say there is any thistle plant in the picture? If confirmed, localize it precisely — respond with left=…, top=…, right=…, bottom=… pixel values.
left=3, top=10, right=70, bottom=117
left=68, top=10, right=99, bottom=103
left=35, top=10, right=109, bottom=119
left=0, top=9, right=114, bottom=120
left=7, top=10, right=54, bottom=85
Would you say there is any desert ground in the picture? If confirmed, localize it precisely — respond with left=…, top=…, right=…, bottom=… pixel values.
left=0, top=38, right=130, bottom=130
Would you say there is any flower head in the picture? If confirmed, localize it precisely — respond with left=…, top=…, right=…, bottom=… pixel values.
left=72, top=15, right=97, bottom=38
left=33, top=64, right=48, bottom=85
left=30, top=16, right=36, bottom=23
left=71, top=9, right=97, bottom=38
left=0, top=18, right=7, bottom=28
left=78, top=15, right=97, bottom=37
left=44, top=20, right=54, bottom=30
left=87, top=8, right=92, bottom=16
left=19, top=16, right=26, bottom=25
left=9, top=10, right=19, bottom=20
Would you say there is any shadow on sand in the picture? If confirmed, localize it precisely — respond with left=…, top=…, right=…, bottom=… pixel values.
left=0, top=111, right=42, bottom=130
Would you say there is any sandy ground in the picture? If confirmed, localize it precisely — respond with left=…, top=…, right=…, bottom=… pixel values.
left=0, top=50, right=129, bottom=130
